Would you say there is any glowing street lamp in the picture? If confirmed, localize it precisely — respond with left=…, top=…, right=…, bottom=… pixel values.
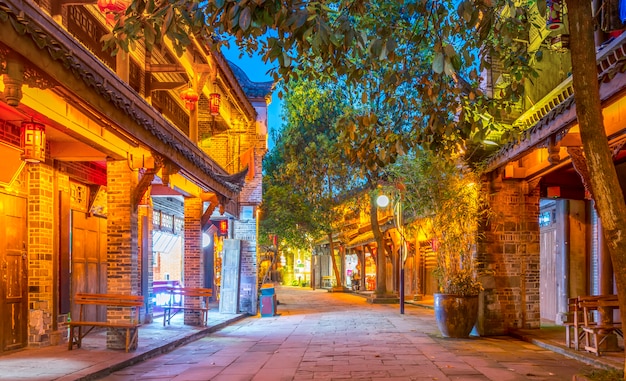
left=377, top=191, right=405, bottom=314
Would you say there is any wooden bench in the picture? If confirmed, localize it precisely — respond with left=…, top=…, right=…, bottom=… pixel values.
left=579, top=295, right=622, bottom=356
left=564, top=297, right=585, bottom=350
left=163, top=287, right=213, bottom=326
left=68, top=293, right=144, bottom=352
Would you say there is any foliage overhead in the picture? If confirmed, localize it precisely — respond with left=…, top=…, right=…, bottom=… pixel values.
left=260, top=75, right=362, bottom=250
left=105, top=0, right=536, bottom=167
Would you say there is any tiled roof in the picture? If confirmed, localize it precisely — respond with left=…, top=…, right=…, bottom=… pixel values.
left=227, top=61, right=274, bottom=99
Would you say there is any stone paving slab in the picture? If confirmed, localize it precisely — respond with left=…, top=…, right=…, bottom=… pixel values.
left=0, top=287, right=622, bottom=380
left=0, top=305, right=246, bottom=381
left=97, top=287, right=611, bottom=381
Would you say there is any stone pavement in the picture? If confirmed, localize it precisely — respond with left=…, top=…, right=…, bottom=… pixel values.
left=99, top=288, right=618, bottom=381
left=0, top=303, right=247, bottom=381
left=0, top=287, right=622, bottom=381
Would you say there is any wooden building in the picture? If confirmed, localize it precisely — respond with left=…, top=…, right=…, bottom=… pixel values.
left=0, top=0, right=271, bottom=352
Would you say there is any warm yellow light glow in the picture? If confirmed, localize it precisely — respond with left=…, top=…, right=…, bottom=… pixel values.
left=376, top=194, right=390, bottom=208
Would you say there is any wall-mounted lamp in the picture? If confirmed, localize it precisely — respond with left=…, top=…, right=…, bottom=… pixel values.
left=21, top=121, right=46, bottom=163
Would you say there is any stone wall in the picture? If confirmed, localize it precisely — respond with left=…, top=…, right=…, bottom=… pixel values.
left=27, top=163, right=55, bottom=347
left=477, top=179, right=541, bottom=335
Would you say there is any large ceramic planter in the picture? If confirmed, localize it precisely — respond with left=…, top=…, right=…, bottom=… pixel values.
left=433, top=293, right=479, bottom=338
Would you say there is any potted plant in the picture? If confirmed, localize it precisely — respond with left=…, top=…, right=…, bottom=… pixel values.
left=390, top=151, right=489, bottom=338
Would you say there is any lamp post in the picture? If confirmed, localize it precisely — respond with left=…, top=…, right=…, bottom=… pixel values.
left=376, top=193, right=405, bottom=314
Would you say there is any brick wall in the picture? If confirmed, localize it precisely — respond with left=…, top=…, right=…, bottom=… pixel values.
left=234, top=220, right=257, bottom=314
left=239, top=146, right=263, bottom=204
left=477, top=179, right=541, bottom=335
left=106, top=160, right=140, bottom=349
left=183, top=196, right=203, bottom=324
left=27, top=163, right=55, bottom=347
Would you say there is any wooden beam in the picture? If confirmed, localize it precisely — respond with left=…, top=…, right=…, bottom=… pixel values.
left=145, top=63, right=186, bottom=73
left=151, top=81, right=186, bottom=91
left=560, top=132, right=582, bottom=147
left=132, top=169, right=156, bottom=208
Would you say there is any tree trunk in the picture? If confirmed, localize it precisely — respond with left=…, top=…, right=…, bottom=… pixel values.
left=328, top=233, right=342, bottom=288
left=566, top=0, right=626, bottom=375
left=370, top=192, right=388, bottom=297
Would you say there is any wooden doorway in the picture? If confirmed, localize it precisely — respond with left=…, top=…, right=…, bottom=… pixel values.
left=0, top=193, right=27, bottom=353
left=540, top=204, right=559, bottom=322
left=70, top=211, right=107, bottom=321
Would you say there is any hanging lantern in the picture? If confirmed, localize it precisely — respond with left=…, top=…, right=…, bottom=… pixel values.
left=21, top=121, right=46, bottom=163
left=546, top=0, right=564, bottom=31
left=218, top=220, right=228, bottom=236
left=209, top=93, right=221, bottom=116
left=97, top=0, right=128, bottom=14
left=179, top=86, right=199, bottom=110
left=97, top=0, right=128, bottom=24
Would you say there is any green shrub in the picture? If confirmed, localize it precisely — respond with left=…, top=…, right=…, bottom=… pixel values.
left=582, top=368, right=624, bottom=381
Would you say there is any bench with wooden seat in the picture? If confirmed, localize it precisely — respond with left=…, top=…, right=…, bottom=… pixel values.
left=68, top=293, right=144, bottom=352
left=579, top=294, right=623, bottom=356
left=564, top=297, right=585, bottom=350
left=163, top=287, right=213, bottom=326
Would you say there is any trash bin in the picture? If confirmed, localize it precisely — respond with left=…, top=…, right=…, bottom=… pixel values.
left=259, top=285, right=277, bottom=317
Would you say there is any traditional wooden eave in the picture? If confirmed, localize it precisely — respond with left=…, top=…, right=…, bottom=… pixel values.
left=486, top=33, right=626, bottom=175
left=0, top=0, right=243, bottom=200
left=211, top=50, right=258, bottom=122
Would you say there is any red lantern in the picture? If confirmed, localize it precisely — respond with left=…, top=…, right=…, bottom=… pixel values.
left=179, top=87, right=199, bottom=110
left=546, top=0, right=564, bottom=30
left=97, top=0, right=128, bottom=13
left=21, top=121, right=46, bottom=163
left=97, top=0, right=128, bottom=24
left=209, top=93, right=221, bottom=116
left=218, top=220, right=228, bottom=236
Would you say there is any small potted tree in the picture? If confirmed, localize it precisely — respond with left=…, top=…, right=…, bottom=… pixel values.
left=391, top=151, right=489, bottom=338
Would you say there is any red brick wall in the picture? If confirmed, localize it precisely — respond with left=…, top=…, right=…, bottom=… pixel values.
left=106, top=160, right=139, bottom=296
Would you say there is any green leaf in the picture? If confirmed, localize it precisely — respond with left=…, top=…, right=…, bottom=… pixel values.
left=433, top=52, right=445, bottom=74
left=239, top=7, right=252, bottom=31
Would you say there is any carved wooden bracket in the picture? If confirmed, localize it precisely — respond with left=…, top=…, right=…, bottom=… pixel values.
left=3, top=54, right=24, bottom=106
left=161, top=160, right=180, bottom=187
left=547, top=135, right=561, bottom=165
left=132, top=169, right=156, bottom=208
left=200, top=192, right=219, bottom=229
left=1, top=52, right=57, bottom=107
left=611, top=139, right=626, bottom=158
left=132, top=153, right=164, bottom=207
left=567, top=146, right=594, bottom=199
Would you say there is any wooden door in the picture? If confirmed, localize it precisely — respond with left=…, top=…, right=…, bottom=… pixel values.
left=70, top=211, right=107, bottom=321
left=0, top=194, right=27, bottom=353
left=219, top=239, right=241, bottom=314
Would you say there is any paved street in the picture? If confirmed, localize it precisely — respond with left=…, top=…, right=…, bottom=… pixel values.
left=100, top=286, right=594, bottom=381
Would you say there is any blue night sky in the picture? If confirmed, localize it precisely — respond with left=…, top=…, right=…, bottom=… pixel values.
left=222, top=46, right=282, bottom=150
